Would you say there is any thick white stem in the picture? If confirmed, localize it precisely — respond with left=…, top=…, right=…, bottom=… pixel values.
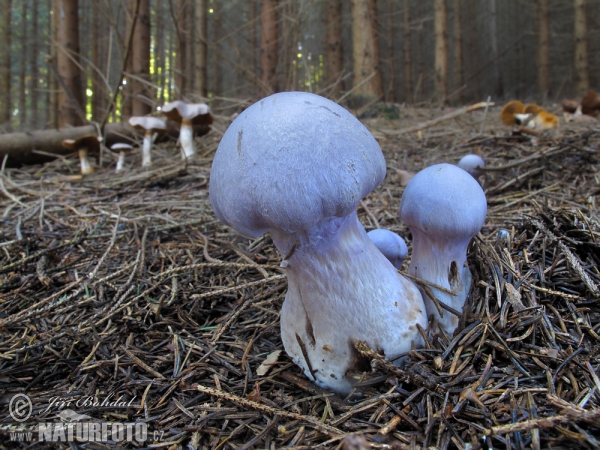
left=78, top=148, right=93, bottom=175
left=272, top=213, right=426, bottom=394
left=180, top=122, right=195, bottom=159
left=142, top=133, right=152, bottom=167
left=116, top=152, right=125, bottom=172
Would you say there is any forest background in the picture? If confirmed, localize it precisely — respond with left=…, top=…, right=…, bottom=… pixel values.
left=0, top=0, right=599, bottom=133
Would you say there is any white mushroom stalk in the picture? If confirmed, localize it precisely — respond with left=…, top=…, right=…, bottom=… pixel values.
left=78, top=148, right=92, bottom=175
left=110, top=143, right=134, bottom=172
left=399, top=163, right=487, bottom=335
left=128, top=116, right=167, bottom=167
left=210, top=92, right=427, bottom=394
left=61, top=135, right=101, bottom=175
left=162, top=101, right=211, bottom=160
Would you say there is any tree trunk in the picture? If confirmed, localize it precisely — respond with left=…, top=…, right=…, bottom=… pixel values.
left=434, top=0, right=448, bottom=103
left=131, top=0, right=151, bottom=116
left=56, top=0, right=85, bottom=127
left=403, top=0, right=413, bottom=103
left=488, top=0, right=503, bottom=98
left=452, top=0, right=463, bottom=103
left=175, top=0, right=189, bottom=97
left=0, top=0, right=12, bottom=125
left=386, top=0, right=395, bottom=103
left=18, top=0, right=28, bottom=128
left=535, top=0, right=550, bottom=99
left=324, top=0, right=344, bottom=98
left=574, top=0, right=589, bottom=96
left=48, top=0, right=59, bottom=128
left=30, top=0, right=39, bottom=128
left=350, top=0, right=383, bottom=105
left=91, top=1, right=107, bottom=122
left=194, top=0, right=208, bottom=99
left=259, top=0, right=278, bottom=97
left=121, top=2, right=135, bottom=119
left=248, top=0, right=258, bottom=97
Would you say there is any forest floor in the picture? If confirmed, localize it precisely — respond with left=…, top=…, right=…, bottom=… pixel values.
left=0, top=103, right=599, bottom=449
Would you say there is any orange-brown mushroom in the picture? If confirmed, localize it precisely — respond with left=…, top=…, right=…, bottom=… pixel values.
left=61, top=135, right=101, bottom=175
left=500, top=100, right=525, bottom=125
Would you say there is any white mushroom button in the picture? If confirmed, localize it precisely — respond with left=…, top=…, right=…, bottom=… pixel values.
left=399, top=163, right=487, bottom=335
left=210, top=92, right=427, bottom=394
left=367, top=229, right=408, bottom=269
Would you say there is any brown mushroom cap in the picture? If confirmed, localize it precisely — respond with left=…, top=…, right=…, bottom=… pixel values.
left=562, top=99, right=580, bottom=114
left=523, top=103, right=542, bottom=115
left=110, top=143, right=135, bottom=153
left=500, top=100, right=525, bottom=125
left=61, top=135, right=101, bottom=152
left=161, top=100, right=213, bottom=126
left=581, top=90, right=600, bottom=116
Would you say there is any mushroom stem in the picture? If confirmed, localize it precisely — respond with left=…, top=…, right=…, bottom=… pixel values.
left=78, top=148, right=94, bottom=175
left=408, top=230, right=472, bottom=333
left=142, top=132, right=153, bottom=167
left=116, top=152, right=125, bottom=172
left=271, top=212, right=426, bottom=394
left=179, top=121, right=195, bottom=159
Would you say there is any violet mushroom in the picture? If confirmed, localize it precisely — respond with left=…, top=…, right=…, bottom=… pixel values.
left=128, top=116, right=167, bottom=167
left=161, top=100, right=212, bottom=160
left=457, top=154, right=485, bottom=178
left=61, top=135, right=101, bottom=175
left=209, top=92, right=427, bottom=394
left=399, top=163, right=487, bottom=335
left=367, top=229, right=408, bottom=269
left=109, top=143, right=135, bottom=172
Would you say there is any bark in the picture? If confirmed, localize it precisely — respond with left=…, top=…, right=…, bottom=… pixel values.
left=452, top=0, right=463, bottom=103
left=324, top=0, right=344, bottom=98
left=488, top=0, right=503, bottom=98
left=56, top=0, right=86, bottom=126
left=0, top=0, right=11, bottom=125
left=259, top=0, right=278, bottom=96
left=403, top=0, right=413, bottom=103
left=434, top=0, right=448, bottom=103
left=574, top=0, right=589, bottom=96
left=350, top=0, right=383, bottom=105
left=91, top=1, right=108, bottom=122
left=131, top=0, right=151, bottom=115
left=48, top=0, right=59, bottom=128
left=248, top=0, right=258, bottom=97
left=535, top=0, right=550, bottom=98
left=175, top=0, right=190, bottom=96
left=18, top=0, right=28, bottom=127
left=155, top=1, right=165, bottom=105
left=212, top=1, right=221, bottom=107
left=30, top=0, right=39, bottom=128
left=121, top=2, right=135, bottom=119
left=0, top=122, right=211, bottom=166
left=386, top=0, right=395, bottom=102
left=194, top=0, right=208, bottom=98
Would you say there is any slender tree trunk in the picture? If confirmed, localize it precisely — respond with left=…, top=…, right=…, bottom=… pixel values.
left=155, top=0, right=165, bottom=105
left=350, top=0, right=383, bottom=104
left=121, top=2, right=134, bottom=119
left=574, top=0, right=589, bottom=96
left=30, top=0, right=39, bottom=128
left=535, top=0, right=550, bottom=99
left=19, top=0, right=28, bottom=128
left=185, top=2, right=195, bottom=96
left=386, top=0, right=395, bottom=102
left=323, top=0, right=343, bottom=98
left=452, top=0, right=463, bottom=103
left=248, top=0, right=258, bottom=97
left=131, top=0, right=151, bottom=115
left=434, top=0, right=448, bottom=103
left=175, top=0, right=189, bottom=97
left=259, top=0, right=278, bottom=96
left=403, top=0, right=413, bottom=103
left=489, top=0, right=503, bottom=98
left=91, top=1, right=107, bottom=122
left=194, top=0, right=208, bottom=98
left=49, top=0, right=59, bottom=128
left=0, top=0, right=12, bottom=125
left=167, top=26, right=174, bottom=102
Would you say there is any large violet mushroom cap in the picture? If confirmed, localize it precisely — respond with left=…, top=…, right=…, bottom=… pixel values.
left=210, top=91, right=386, bottom=238
left=400, top=163, right=487, bottom=241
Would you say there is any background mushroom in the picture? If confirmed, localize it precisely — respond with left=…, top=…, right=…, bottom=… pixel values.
left=61, top=135, right=101, bottom=175
left=457, top=154, right=485, bottom=178
left=128, top=116, right=167, bottom=167
left=367, top=229, right=408, bottom=269
left=109, top=143, right=134, bottom=172
left=399, top=163, right=487, bottom=335
left=210, top=92, right=427, bottom=394
left=161, top=101, right=212, bottom=160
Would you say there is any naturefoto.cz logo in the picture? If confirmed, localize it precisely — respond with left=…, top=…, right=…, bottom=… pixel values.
left=6, top=393, right=164, bottom=444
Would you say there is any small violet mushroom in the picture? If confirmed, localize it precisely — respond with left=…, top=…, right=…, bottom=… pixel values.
left=161, top=100, right=212, bottom=160
left=399, top=163, right=487, bottom=335
left=210, top=92, right=427, bottom=394
left=128, top=116, right=167, bottom=167
left=457, top=154, right=485, bottom=178
left=367, top=229, right=408, bottom=269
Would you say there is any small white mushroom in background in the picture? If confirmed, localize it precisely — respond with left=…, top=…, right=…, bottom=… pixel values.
left=457, top=154, right=485, bottom=178
left=128, top=116, right=167, bottom=167
left=210, top=91, right=427, bottom=394
left=109, top=143, right=134, bottom=172
left=399, top=163, right=487, bottom=335
left=367, top=229, right=408, bottom=269
left=61, top=135, right=101, bottom=175
left=161, top=100, right=212, bottom=160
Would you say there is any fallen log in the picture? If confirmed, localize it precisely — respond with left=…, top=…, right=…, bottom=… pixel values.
left=0, top=121, right=211, bottom=166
